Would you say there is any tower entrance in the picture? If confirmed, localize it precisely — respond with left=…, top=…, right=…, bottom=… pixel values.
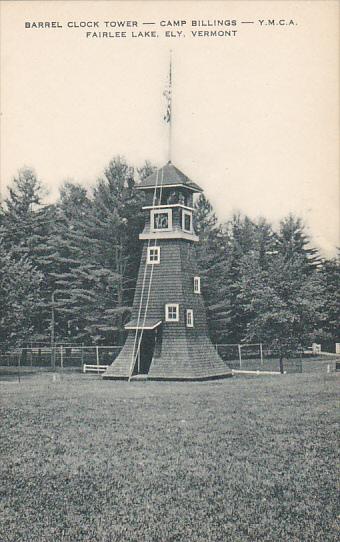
left=135, top=330, right=156, bottom=375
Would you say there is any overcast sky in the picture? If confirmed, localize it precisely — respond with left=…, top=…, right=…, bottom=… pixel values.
left=1, top=1, right=339, bottom=256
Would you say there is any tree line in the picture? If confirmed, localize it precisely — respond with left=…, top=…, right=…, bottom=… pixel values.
left=0, top=156, right=339, bottom=352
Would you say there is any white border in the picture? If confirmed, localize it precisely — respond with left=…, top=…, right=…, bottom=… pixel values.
left=165, top=303, right=179, bottom=322
left=151, top=209, right=172, bottom=232
left=182, top=210, right=193, bottom=233
left=194, top=276, right=201, bottom=294
left=186, top=309, right=194, bottom=327
left=147, top=246, right=160, bottom=265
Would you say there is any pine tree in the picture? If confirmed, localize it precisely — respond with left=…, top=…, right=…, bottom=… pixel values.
left=238, top=251, right=326, bottom=360
left=253, top=217, right=278, bottom=268
left=137, top=160, right=157, bottom=182
left=320, top=253, right=340, bottom=349
left=42, top=181, right=118, bottom=344
left=194, top=194, right=229, bottom=341
left=0, top=241, right=43, bottom=348
left=2, top=168, right=45, bottom=257
left=211, top=214, right=258, bottom=343
left=277, top=214, right=320, bottom=269
left=1, top=168, right=56, bottom=342
left=89, top=156, right=145, bottom=341
left=43, top=158, right=148, bottom=345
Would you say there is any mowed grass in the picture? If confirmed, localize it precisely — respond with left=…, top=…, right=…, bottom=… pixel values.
left=0, top=371, right=338, bottom=542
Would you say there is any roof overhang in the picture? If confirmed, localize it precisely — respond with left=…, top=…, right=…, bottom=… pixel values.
left=136, top=183, right=203, bottom=193
left=125, top=319, right=162, bottom=330
left=142, top=203, right=195, bottom=211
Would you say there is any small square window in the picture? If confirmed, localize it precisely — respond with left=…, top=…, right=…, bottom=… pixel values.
left=147, top=246, right=160, bottom=264
left=186, top=309, right=194, bottom=327
left=165, top=304, right=179, bottom=322
left=194, top=276, right=201, bottom=294
left=182, top=210, right=192, bottom=233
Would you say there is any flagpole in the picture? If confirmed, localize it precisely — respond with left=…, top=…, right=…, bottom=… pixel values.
left=163, top=50, right=172, bottom=163
left=168, top=50, right=172, bottom=163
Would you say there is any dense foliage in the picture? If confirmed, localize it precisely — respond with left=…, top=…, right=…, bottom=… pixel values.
left=194, top=198, right=338, bottom=351
left=0, top=160, right=339, bottom=351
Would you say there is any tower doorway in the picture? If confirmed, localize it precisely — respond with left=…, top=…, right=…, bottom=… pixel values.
left=135, top=330, right=156, bottom=375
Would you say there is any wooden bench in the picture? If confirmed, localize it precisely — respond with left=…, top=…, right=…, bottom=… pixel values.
left=82, top=364, right=108, bottom=374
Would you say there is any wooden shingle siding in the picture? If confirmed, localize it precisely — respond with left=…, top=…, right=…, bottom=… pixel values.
left=103, top=162, right=232, bottom=381
left=103, top=238, right=231, bottom=380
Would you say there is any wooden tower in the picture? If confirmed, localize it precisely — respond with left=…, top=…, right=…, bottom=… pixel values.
left=103, top=162, right=232, bottom=381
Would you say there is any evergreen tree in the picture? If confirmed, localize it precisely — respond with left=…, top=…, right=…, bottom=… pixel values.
left=1, top=162, right=336, bottom=354
left=253, top=217, right=278, bottom=268
left=137, top=161, right=157, bottom=182
left=210, top=214, right=259, bottom=343
left=0, top=241, right=43, bottom=348
left=42, top=181, right=120, bottom=344
left=320, top=253, right=340, bottom=349
left=277, top=214, right=320, bottom=269
left=1, top=168, right=56, bottom=342
left=2, top=168, right=45, bottom=256
left=238, top=251, right=326, bottom=360
left=89, top=157, right=145, bottom=339
left=194, top=194, right=229, bottom=341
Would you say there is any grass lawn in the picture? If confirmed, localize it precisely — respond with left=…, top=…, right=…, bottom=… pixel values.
left=0, top=370, right=338, bottom=542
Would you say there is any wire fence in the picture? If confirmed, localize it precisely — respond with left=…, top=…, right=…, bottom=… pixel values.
left=0, top=342, right=336, bottom=375
left=0, top=345, right=122, bottom=369
left=215, top=343, right=303, bottom=373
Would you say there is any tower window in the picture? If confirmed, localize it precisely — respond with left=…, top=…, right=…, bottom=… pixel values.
left=151, top=209, right=172, bottom=231
left=165, top=304, right=179, bottom=322
left=182, top=210, right=193, bottom=233
left=147, top=246, right=160, bottom=264
left=186, top=309, right=194, bottom=328
left=194, top=276, right=201, bottom=294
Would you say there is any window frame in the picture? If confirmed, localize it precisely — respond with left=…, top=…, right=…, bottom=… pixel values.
left=186, top=309, right=194, bottom=328
left=147, top=246, right=160, bottom=265
left=165, top=303, right=179, bottom=322
left=194, top=276, right=201, bottom=294
left=182, top=210, right=193, bottom=233
left=151, top=209, right=172, bottom=232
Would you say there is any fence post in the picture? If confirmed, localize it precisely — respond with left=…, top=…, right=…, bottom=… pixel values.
left=18, top=349, right=21, bottom=383
left=238, top=345, right=242, bottom=368
left=96, top=346, right=99, bottom=372
left=60, top=346, right=63, bottom=369
left=260, top=343, right=263, bottom=365
left=279, top=357, right=284, bottom=374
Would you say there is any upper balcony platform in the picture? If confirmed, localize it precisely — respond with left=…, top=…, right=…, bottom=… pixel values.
left=139, top=228, right=199, bottom=243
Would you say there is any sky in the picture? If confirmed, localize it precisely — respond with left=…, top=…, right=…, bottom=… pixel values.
left=1, top=1, right=339, bottom=256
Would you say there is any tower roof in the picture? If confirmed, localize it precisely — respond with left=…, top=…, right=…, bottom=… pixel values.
left=137, top=162, right=203, bottom=193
